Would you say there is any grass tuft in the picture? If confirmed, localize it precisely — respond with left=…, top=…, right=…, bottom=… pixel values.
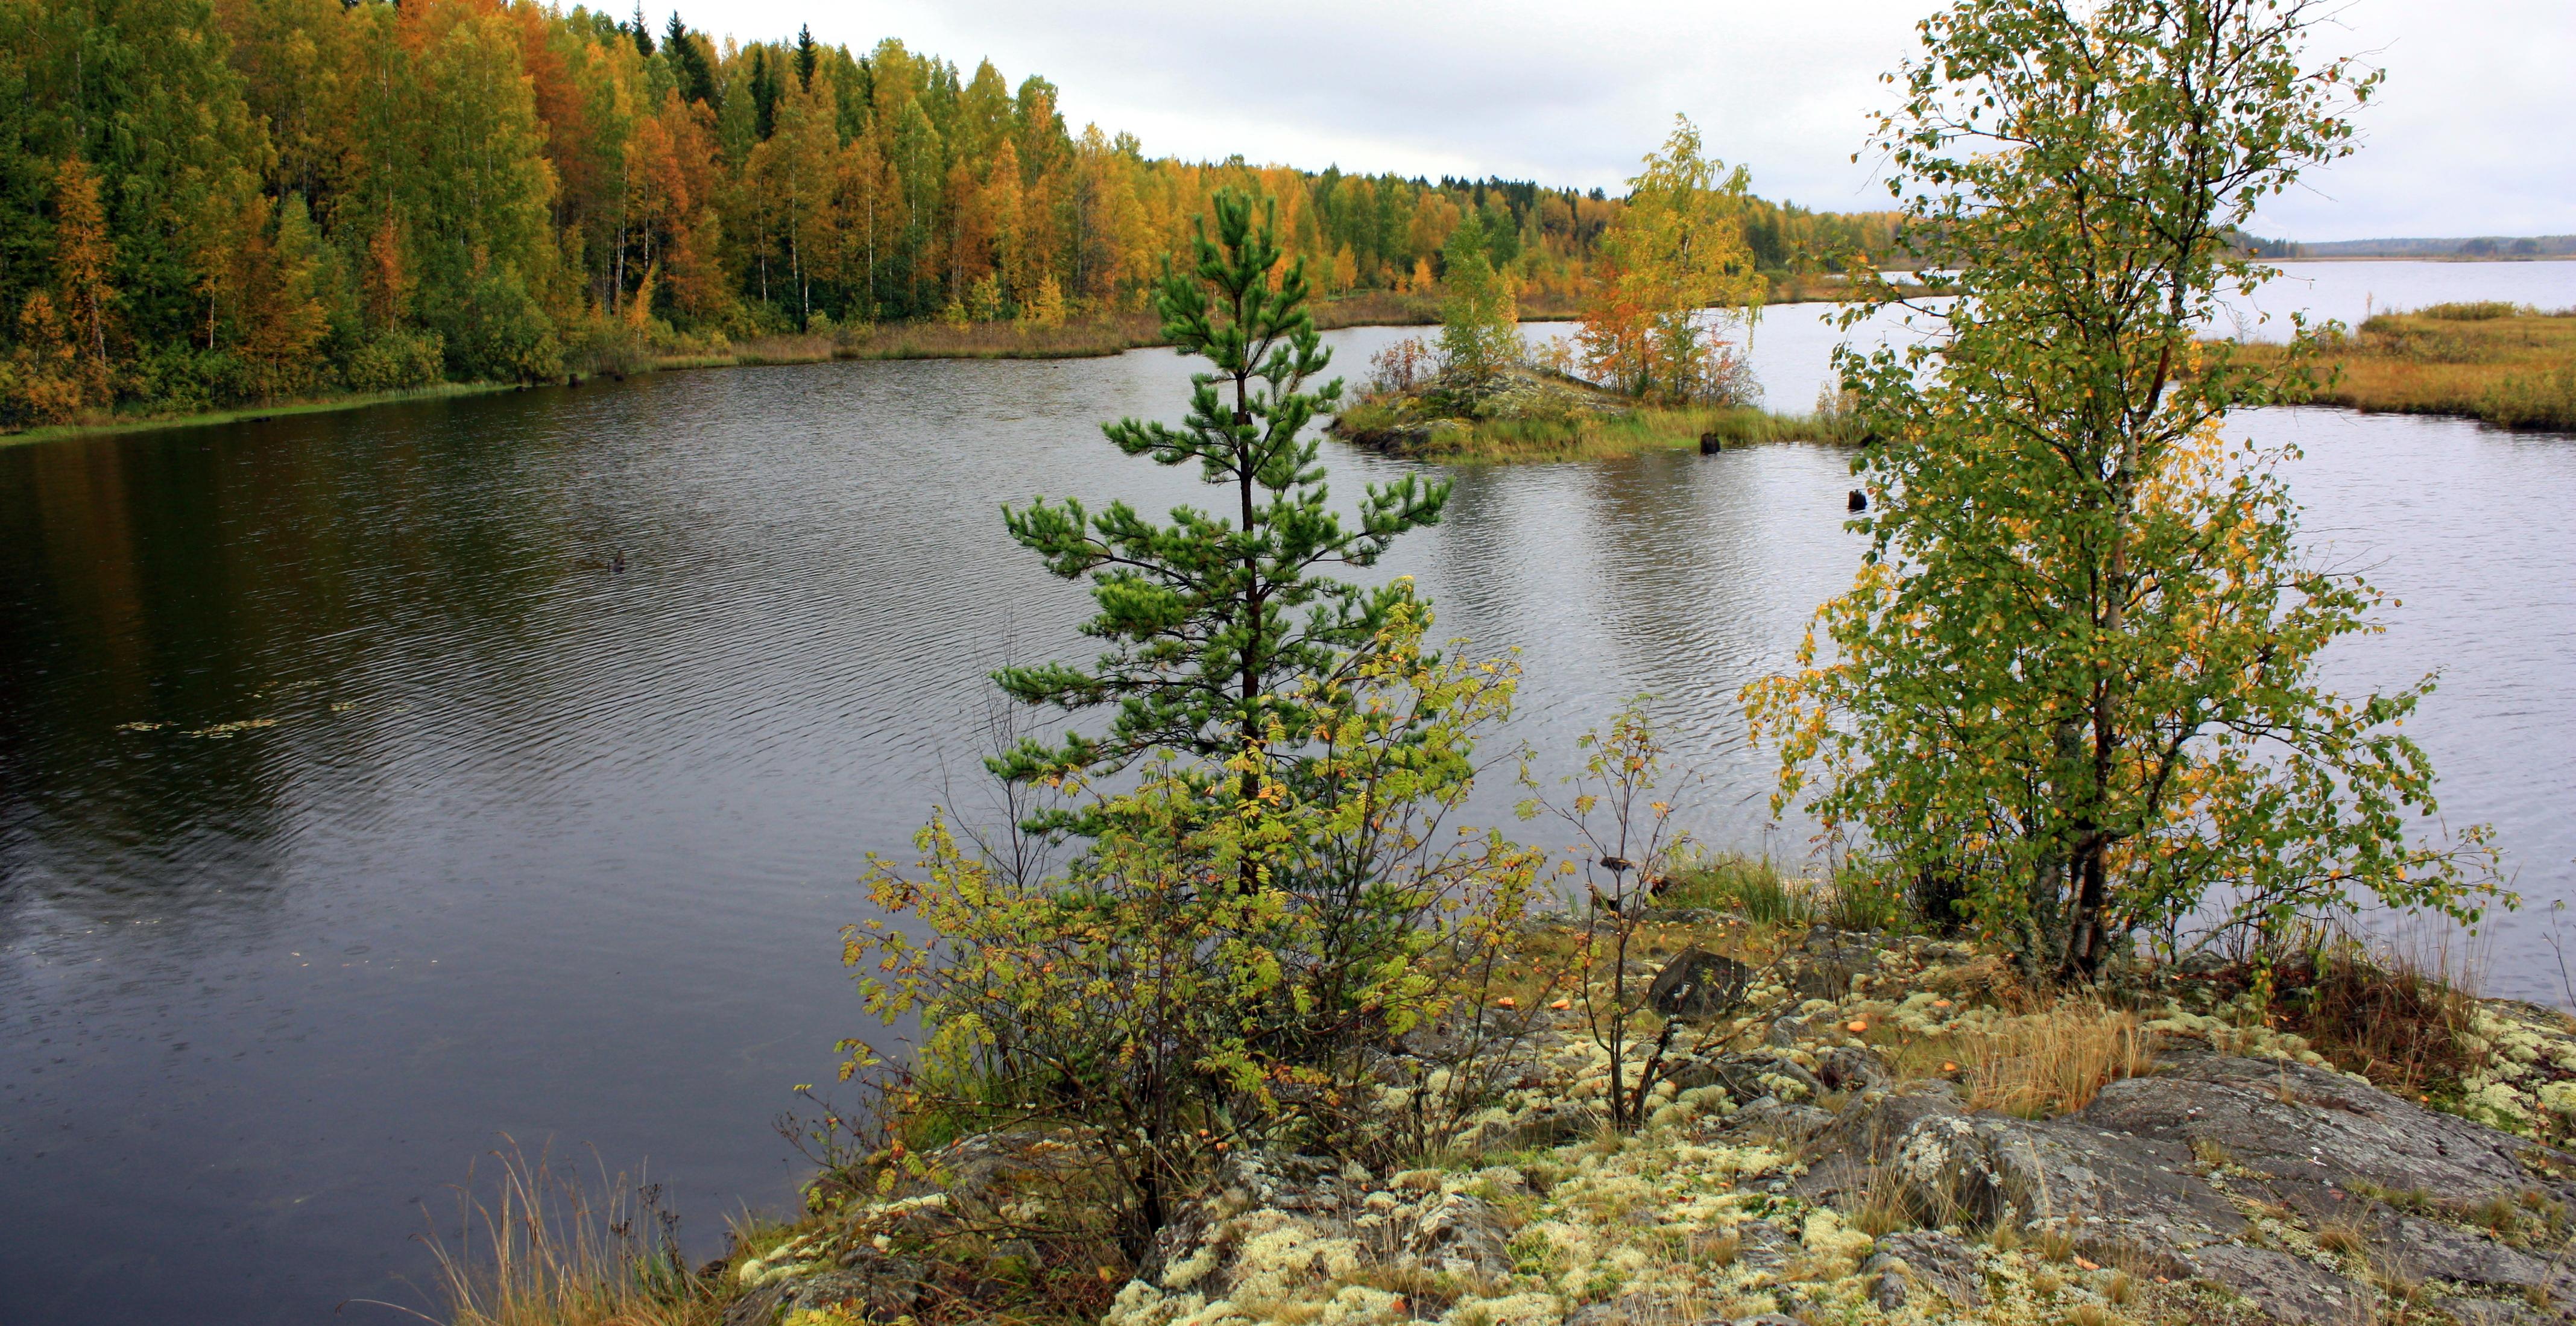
left=2253, top=927, right=2483, bottom=1099
left=1875, top=1003, right=2155, bottom=1119
left=1654, top=854, right=1813, bottom=924
left=411, top=1140, right=730, bottom=1326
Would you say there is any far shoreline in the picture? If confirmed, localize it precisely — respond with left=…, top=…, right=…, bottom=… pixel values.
left=13, top=268, right=2565, bottom=449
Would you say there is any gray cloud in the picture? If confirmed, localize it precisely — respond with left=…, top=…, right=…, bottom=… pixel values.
left=684, top=0, right=2571, bottom=241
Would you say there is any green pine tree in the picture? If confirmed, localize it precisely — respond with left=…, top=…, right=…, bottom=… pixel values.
left=996, top=188, right=1451, bottom=806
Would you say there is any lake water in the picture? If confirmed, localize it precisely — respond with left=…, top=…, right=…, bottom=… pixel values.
left=3, top=262, right=2572, bottom=1323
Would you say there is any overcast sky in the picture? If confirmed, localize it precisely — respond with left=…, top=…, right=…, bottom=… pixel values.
left=677, top=0, right=2571, bottom=242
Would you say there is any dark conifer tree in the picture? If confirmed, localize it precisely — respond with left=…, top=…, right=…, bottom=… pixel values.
left=996, top=189, right=1450, bottom=804
left=750, top=47, right=777, bottom=140
left=794, top=24, right=818, bottom=92
left=628, top=4, right=653, bottom=57
left=663, top=14, right=716, bottom=106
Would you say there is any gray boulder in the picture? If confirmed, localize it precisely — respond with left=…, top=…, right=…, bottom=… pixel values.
left=1816, top=1045, right=1892, bottom=1093
left=1647, top=948, right=1752, bottom=1018
left=1729, top=1218, right=1796, bottom=1275
left=1404, top=1192, right=1513, bottom=1283
left=724, top=1254, right=925, bottom=1326
left=1792, top=1053, right=2576, bottom=1324
left=1711, top=1053, right=1823, bottom=1103
left=1724, top=1096, right=1836, bottom=1148
left=1792, top=926, right=1879, bottom=1000
left=1861, top=1229, right=1984, bottom=1307
left=1793, top=1078, right=2385, bottom=1322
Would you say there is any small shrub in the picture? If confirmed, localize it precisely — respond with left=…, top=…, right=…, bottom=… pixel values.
left=2483, top=367, right=2576, bottom=430
left=1823, top=867, right=1911, bottom=933
left=1365, top=336, right=1442, bottom=397
left=124, top=344, right=253, bottom=412
left=343, top=327, right=449, bottom=391
left=1521, top=705, right=1715, bottom=1133
left=2256, top=929, right=2481, bottom=1097
left=2418, top=300, right=2523, bottom=321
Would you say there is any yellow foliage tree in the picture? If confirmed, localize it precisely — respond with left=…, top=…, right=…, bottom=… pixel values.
left=1576, top=116, right=1764, bottom=403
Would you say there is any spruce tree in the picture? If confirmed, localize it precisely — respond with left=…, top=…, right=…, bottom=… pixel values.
left=997, top=189, right=1450, bottom=804
left=662, top=15, right=716, bottom=107
left=794, top=24, right=818, bottom=92
left=750, top=47, right=777, bottom=141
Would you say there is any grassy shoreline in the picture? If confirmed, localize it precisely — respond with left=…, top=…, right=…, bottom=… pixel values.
left=1340, top=401, right=1862, bottom=463
left=0, top=380, right=523, bottom=448
left=2237, top=302, right=2576, bottom=431
left=1331, top=361, right=1864, bottom=464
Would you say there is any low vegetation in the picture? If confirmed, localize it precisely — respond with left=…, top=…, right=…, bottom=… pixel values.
left=2237, top=302, right=2576, bottom=430
left=431, top=886, right=2576, bottom=1326
left=1333, top=372, right=1861, bottom=463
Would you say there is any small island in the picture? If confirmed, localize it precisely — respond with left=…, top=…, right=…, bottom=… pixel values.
left=1328, top=124, right=1863, bottom=465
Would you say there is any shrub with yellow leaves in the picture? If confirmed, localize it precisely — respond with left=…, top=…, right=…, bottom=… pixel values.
left=844, top=607, right=1539, bottom=1260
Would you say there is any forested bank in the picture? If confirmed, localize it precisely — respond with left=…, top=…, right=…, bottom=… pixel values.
left=0, top=0, right=1899, bottom=433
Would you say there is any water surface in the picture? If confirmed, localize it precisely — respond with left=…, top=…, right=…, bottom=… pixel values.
left=2, top=268, right=2571, bottom=1324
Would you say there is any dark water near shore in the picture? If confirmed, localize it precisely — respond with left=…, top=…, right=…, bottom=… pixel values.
left=4, top=268, right=2573, bottom=1322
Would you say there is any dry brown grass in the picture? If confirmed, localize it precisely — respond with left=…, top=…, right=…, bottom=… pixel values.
left=2246, top=929, right=2486, bottom=1100
left=406, top=1141, right=735, bottom=1326
left=838, top=315, right=1165, bottom=361
left=1880, top=1003, right=2155, bottom=1119
left=2233, top=304, right=2576, bottom=429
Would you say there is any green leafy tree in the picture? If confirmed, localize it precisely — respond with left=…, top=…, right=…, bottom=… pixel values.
left=1437, top=215, right=1518, bottom=379
left=995, top=188, right=1449, bottom=807
left=1745, top=0, right=2502, bottom=980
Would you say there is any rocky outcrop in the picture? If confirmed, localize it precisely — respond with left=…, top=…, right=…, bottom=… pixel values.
left=1860, top=1228, right=1983, bottom=1308
left=1778, top=1047, right=2576, bottom=1324
left=731, top=927, right=2576, bottom=1326
left=2082, top=1050, right=2576, bottom=1217
left=723, top=1248, right=927, bottom=1326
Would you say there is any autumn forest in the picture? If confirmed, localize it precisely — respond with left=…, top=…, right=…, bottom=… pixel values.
left=0, top=0, right=1904, bottom=430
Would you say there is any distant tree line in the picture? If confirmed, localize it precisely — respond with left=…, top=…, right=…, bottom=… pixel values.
left=0, top=0, right=1904, bottom=428
left=2236, top=233, right=2576, bottom=260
